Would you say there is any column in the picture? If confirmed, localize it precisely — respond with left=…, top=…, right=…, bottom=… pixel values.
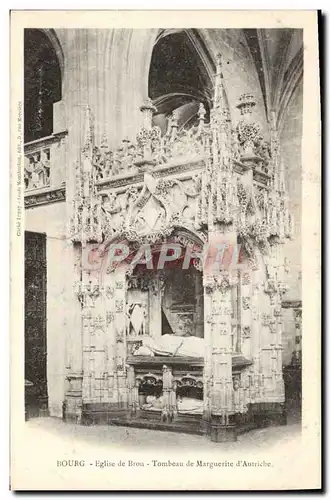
left=292, top=307, right=302, bottom=366
left=107, top=268, right=127, bottom=408
left=63, top=242, right=83, bottom=423
left=62, top=29, right=92, bottom=423
left=261, top=247, right=287, bottom=426
left=195, top=271, right=204, bottom=338
left=202, top=282, right=213, bottom=431
left=63, top=29, right=109, bottom=421
left=204, top=270, right=238, bottom=442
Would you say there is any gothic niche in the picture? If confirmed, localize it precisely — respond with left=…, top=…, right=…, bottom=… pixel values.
left=126, top=250, right=204, bottom=352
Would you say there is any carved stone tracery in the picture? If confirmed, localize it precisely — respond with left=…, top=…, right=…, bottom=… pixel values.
left=68, top=55, right=292, bottom=255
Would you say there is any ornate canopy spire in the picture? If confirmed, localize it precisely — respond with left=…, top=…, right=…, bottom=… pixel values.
left=82, top=105, right=94, bottom=156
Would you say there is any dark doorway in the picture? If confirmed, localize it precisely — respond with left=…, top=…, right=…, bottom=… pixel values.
left=25, top=231, right=48, bottom=419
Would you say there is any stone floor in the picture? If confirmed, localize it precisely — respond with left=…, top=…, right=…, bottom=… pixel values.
left=25, top=416, right=301, bottom=451
left=13, top=416, right=308, bottom=490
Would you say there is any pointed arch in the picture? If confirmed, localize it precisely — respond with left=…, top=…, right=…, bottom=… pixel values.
left=148, top=29, right=216, bottom=132
left=39, top=29, right=65, bottom=83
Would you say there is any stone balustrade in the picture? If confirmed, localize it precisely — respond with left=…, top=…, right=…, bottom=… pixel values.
left=24, top=130, right=68, bottom=192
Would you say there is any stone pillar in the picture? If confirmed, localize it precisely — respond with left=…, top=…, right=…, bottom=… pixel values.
left=77, top=276, right=104, bottom=406
left=162, top=365, right=174, bottom=423
left=264, top=248, right=286, bottom=404
left=259, top=247, right=287, bottom=427
left=127, top=365, right=138, bottom=417
left=242, top=257, right=268, bottom=408
left=63, top=29, right=111, bottom=422
left=62, top=29, right=109, bottom=157
left=100, top=268, right=128, bottom=409
left=62, top=29, right=95, bottom=422
left=114, top=271, right=128, bottom=407
left=202, top=282, right=213, bottom=431
left=63, top=242, right=83, bottom=423
left=104, top=272, right=117, bottom=403
left=203, top=269, right=238, bottom=442
left=250, top=264, right=265, bottom=404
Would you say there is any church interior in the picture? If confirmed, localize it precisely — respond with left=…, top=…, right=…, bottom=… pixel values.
left=24, top=27, right=302, bottom=441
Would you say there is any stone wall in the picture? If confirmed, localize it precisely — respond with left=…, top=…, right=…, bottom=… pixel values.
left=25, top=202, right=67, bottom=417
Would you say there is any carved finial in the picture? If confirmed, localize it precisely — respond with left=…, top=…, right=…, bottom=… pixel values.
left=171, top=109, right=179, bottom=125
left=236, top=93, right=256, bottom=116
left=198, top=103, right=206, bottom=121
left=165, top=114, right=172, bottom=137
left=100, top=132, right=108, bottom=149
left=140, top=98, right=157, bottom=130
left=198, top=103, right=206, bottom=133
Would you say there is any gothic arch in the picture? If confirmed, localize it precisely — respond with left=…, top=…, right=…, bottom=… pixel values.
left=146, top=28, right=268, bottom=132
left=100, top=225, right=206, bottom=279
left=102, top=224, right=206, bottom=254
left=101, top=28, right=268, bottom=145
left=148, top=29, right=216, bottom=133
left=39, top=29, right=65, bottom=84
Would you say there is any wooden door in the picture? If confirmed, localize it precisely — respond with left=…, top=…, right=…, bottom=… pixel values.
left=25, top=231, right=48, bottom=418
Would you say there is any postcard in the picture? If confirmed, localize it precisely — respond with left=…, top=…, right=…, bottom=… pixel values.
left=10, top=9, right=321, bottom=490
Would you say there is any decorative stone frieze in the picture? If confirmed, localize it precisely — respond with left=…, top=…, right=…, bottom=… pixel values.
left=25, top=185, right=66, bottom=208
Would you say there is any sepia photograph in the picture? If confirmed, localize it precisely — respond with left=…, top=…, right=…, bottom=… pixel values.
left=10, top=10, right=321, bottom=491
